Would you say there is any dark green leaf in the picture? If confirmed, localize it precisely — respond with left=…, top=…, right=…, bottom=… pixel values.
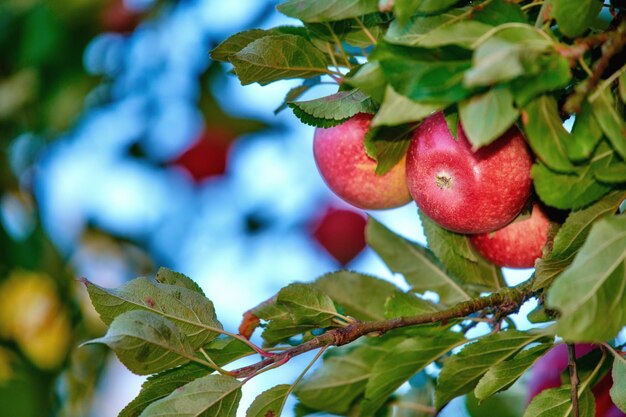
left=593, top=156, right=626, bottom=184
left=246, top=385, right=291, bottom=417
left=363, top=123, right=413, bottom=175
left=474, top=343, right=553, bottom=400
left=290, top=105, right=348, bottom=128
left=473, top=0, right=527, bottom=25
left=566, top=100, right=603, bottom=162
left=611, top=354, right=626, bottom=412
left=553, top=0, right=603, bottom=37
left=533, top=254, right=577, bottom=291
left=211, top=29, right=270, bottom=62
left=466, top=390, right=526, bottom=417
left=344, top=62, right=387, bottom=103
left=393, top=0, right=460, bottom=23
left=522, top=96, right=575, bottom=173
left=522, top=387, right=595, bottom=417
left=277, top=0, right=379, bottom=22
left=444, top=106, right=459, bottom=140
left=510, top=54, right=571, bottom=107
left=139, top=374, right=243, bottom=417
left=366, top=217, right=471, bottom=304
left=274, top=77, right=322, bottom=114
left=458, top=87, right=519, bottom=148
left=314, top=271, right=399, bottom=321
left=591, top=90, right=626, bottom=161
left=362, top=330, right=465, bottom=416
left=155, top=267, right=204, bottom=296
left=420, top=212, right=505, bottom=292
left=289, top=89, right=376, bottom=124
left=85, top=310, right=195, bottom=375
left=547, top=214, right=626, bottom=341
left=372, top=86, right=443, bottom=127
left=436, top=330, right=550, bottom=409
left=464, top=38, right=527, bottom=87
left=230, top=35, right=330, bottom=86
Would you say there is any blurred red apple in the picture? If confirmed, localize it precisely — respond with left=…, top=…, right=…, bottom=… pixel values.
left=172, top=128, right=233, bottom=183
left=470, top=203, right=549, bottom=268
left=406, top=112, right=532, bottom=234
left=310, top=205, right=367, bottom=266
left=101, top=0, right=142, bottom=33
left=313, top=114, right=412, bottom=210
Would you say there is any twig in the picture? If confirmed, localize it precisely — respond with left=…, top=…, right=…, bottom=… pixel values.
left=567, top=344, right=580, bottom=417
left=229, top=281, right=535, bottom=378
left=355, top=17, right=377, bottom=45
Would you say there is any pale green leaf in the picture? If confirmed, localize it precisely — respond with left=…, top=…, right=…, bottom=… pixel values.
left=155, top=267, right=204, bottom=296
left=473, top=0, right=527, bottom=25
left=384, top=11, right=466, bottom=46
left=566, top=100, right=603, bottom=162
left=277, top=282, right=339, bottom=325
left=522, top=387, right=595, bottom=417
left=363, top=124, right=413, bottom=175
left=459, top=87, right=519, bottom=148
left=510, top=54, right=571, bottom=107
left=344, top=62, right=387, bottom=103
left=393, top=0, right=460, bottom=23
left=246, top=385, right=291, bottom=417
left=416, top=21, right=493, bottom=49
left=547, top=214, right=626, bottom=341
left=139, top=374, right=243, bottom=417
left=464, top=38, right=526, bottom=87
left=289, top=89, right=376, bottom=123
left=277, top=0, right=379, bottom=22
left=372, top=86, right=443, bottom=127
left=553, top=0, right=603, bottom=37
left=610, top=354, right=626, bottom=412
left=86, top=310, right=195, bottom=375
left=591, top=90, right=626, bottom=161
left=366, top=217, right=471, bottom=304
left=384, top=291, right=439, bottom=319
left=210, top=29, right=270, bottom=62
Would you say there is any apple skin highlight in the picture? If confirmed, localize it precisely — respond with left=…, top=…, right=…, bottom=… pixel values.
left=313, top=114, right=412, bottom=210
left=406, top=112, right=533, bottom=234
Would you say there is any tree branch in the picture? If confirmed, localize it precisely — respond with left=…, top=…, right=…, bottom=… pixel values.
left=567, top=344, right=580, bottom=417
left=229, top=280, right=536, bottom=378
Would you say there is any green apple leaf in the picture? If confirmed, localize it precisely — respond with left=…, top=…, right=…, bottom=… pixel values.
left=593, top=156, right=626, bottom=184
left=566, top=100, right=603, bottom=162
left=230, top=34, right=331, bottom=86
left=361, top=330, right=466, bottom=416
left=201, top=336, right=255, bottom=365
left=155, top=267, right=205, bottom=296
left=464, top=38, right=527, bottom=87
left=372, top=86, right=443, bottom=127
left=473, top=0, right=527, bottom=25
left=436, top=330, right=550, bottom=409
left=522, top=96, right=575, bottom=173
left=552, top=0, right=603, bottom=37
left=510, top=54, right=571, bottom=107
left=289, top=89, right=376, bottom=125
left=414, top=21, right=493, bottom=49
left=314, top=271, right=399, bottom=321
left=275, top=77, right=322, bottom=114
left=419, top=212, right=505, bottom=293
left=344, top=62, right=387, bottom=103
left=276, top=282, right=339, bottom=325
left=83, top=276, right=222, bottom=348
left=246, top=385, right=291, bottom=417
left=547, top=214, right=626, bottom=341
left=474, top=343, right=553, bottom=400
left=610, top=353, right=626, bottom=412
left=459, top=86, right=519, bottom=148
left=363, top=123, right=413, bottom=175
left=85, top=310, right=195, bottom=375
left=533, top=255, right=577, bottom=292
left=366, top=217, right=471, bottom=304
left=591, top=90, right=626, bottom=161
left=139, top=374, right=243, bottom=417
left=306, top=13, right=390, bottom=48
left=522, top=387, right=595, bottom=417
left=277, top=0, right=379, bottom=23
left=384, top=11, right=466, bottom=47
left=210, top=29, right=270, bottom=62
left=384, top=291, right=440, bottom=318
left=393, top=0, right=461, bottom=23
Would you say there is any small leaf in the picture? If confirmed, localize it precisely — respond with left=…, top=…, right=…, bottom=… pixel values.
left=553, top=0, right=603, bottom=37
left=211, top=29, right=270, bottom=62
left=277, top=0, right=379, bottom=22
left=443, top=106, right=459, bottom=140
left=522, top=96, right=575, bottom=173
left=274, top=77, right=322, bottom=114
left=363, top=124, right=413, bottom=175
left=611, top=354, right=626, bottom=412
left=464, top=38, right=527, bottom=87
left=533, top=254, right=577, bottom=291
left=459, top=87, right=519, bottom=148
left=474, top=343, right=553, bottom=400
left=139, top=374, right=243, bottom=417
left=155, top=267, right=204, bottom=296
left=230, top=34, right=330, bottom=86
left=384, top=291, right=439, bottom=319
left=277, top=283, right=339, bottom=325
left=522, top=387, right=595, bottom=417
left=372, top=86, right=443, bottom=127
left=246, top=385, right=291, bottom=417
left=289, top=89, right=377, bottom=123
left=366, top=217, right=471, bottom=304
left=344, top=62, right=387, bottom=103
left=436, top=330, right=549, bottom=409
left=420, top=212, right=505, bottom=293
left=566, top=100, right=603, bottom=162
left=85, top=310, right=195, bottom=375
left=393, top=0, right=461, bottom=23
left=547, top=214, right=626, bottom=341
left=314, top=271, right=399, bottom=321
left=591, top=90, right=626, bottom=161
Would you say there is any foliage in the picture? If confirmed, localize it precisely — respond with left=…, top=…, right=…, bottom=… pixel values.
left=84, top=1, right=626, bottom=416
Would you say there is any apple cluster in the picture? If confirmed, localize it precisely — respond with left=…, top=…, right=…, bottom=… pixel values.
left=313, top=112, right=550, bottom=269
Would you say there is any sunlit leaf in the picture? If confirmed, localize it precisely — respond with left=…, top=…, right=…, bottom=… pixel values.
left=246, top=385, right=291, bottom=417
left=277, top=0, right=379, bottom=22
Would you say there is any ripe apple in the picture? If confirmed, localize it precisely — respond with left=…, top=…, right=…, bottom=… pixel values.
left=469, top=203, right=549, bottom=268
left=406, top=112, right=533, bottom=234
left=101, top=0, right=141, bottom=33
left=172, top=127, right=232, bottom=182
left=313, top=114, right=412, bottom=210
left=310, top=205, right=367, bottom=265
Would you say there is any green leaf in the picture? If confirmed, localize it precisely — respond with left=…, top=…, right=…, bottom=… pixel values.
left=83, top=276, right=222, bottom=348
left=566, top=100, right=603, bottom=162
left=466, top=389, right=526, bottom=417
left=510, top=54, right=572, bottom=107
left=277, top=0, right=379, bottom=22
left=230, top=34, right=330, bottom=86
left=436, top=330, right=549, bottom=409
left=415, top=21, right=494, bottom=49
left=314, top=271, right=399, bottom=321
left=344, top=62, right=387, bottom=103
left=547, top=214, right=626, bottom=341
left=473, top=0, right=527, bottom=25
left=522, top=387, right=595, bottom=417
left=139, top=374, right=243, bottom=417
left=464, top=38, right=527, bottom=87
left=384, top=12, right=466, bottom=47
left=593, top=156, right=626, bottom=184
left=419, top=212, right=505, bottom=293
left=522, top=96, right=575, bottom=173
left=620, top=71, right=626, bottom=103
left=210, top=29, right=270, bottom=62
left=120, top=363, right=211, bottom=417
left=591, top=90, right=626, bottom=161
left=277, top=283, right=339, bottom=325
left=458, top=87, right=519, bottom=148
left=366, top=217, right=471, bottom=304
left=393, top=0, right=461, bottom=23
left=611, top=354, right=626, bottom=412
left=363, top=123, right=413, bottom=175
left=384, top=291, right=439, bottom=318
left=289, top=89, right=377, bottom=124
left=155, top=267, right=205, bottom=296
left=362, top=330, right=465, bottom=415
left=474, top=343, right=553, bottom=400
left=553, top=0, right=603, bottom=37
left=533, top=255, right=577, bottom=291
left=85, top=310, right=195, bottom=375
left=246, top=385, right=291, bottom=417
left=202, top=336, right=256, bottom=366
left=306, top=13, right=390, bottom=48
left=274, top=77, right=322, bottom=114
left=372, top=86, right=443, bottom=127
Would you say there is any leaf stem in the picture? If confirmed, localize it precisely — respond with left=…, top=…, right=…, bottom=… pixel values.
left=287, top=344, right=329, bottom=396
left=567, top=344, right=580, bottom=417
left=199, top=348, right=232, bottom=375
left=326, top=23, right=352, bottom=69
left=355, top=17, right=377, bottom=45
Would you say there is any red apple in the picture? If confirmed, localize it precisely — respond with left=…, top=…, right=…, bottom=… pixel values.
left=313, top=114, right=412, bottom=210
left=469, top=203, right=549, bottom=268
left=172, top=128, right=232, bottom=182
left=101, top=0, right=142, bottom=33
left=310, top=205, right=367, bottom=265
left=406, top=112, right=533, bottom=234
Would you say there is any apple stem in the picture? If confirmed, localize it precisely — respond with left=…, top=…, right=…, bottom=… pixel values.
left=567, top=344, right=580, bottom=417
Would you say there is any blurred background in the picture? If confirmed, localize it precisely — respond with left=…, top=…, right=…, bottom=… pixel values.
left=0, top=1, right=537, bottom=416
